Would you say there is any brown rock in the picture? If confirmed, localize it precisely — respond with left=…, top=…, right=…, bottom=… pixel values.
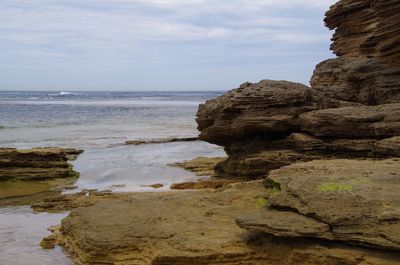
left=170, top=179, right=239, bottom=190
left=146, top=183, right=164, bottom=189
left=299, top=103, right=400, bottom=138
left=375, top=136, right=400, bottom=156
left=46, top=181, right=400, bottom=264
left=237, top=159, right=400, bottom=251
left=311, top=0, right=400, bottom=105
left=31, top=190, right=121, bottom=213
left=168, top=156, right=226, bottom=177
left=196, top=80, right=354, bottom=146
left=0, top=147, right=82, bottom=181
left=215, top=149, right=323, bottom=178
left=40, top=234, right=57, bottom=249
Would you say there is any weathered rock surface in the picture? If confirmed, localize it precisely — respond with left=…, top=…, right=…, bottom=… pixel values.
left=197, top=80, right=355, bottom=146
left=32, top=190, right=123, bottom=213
left=311, top=0, right=400, bottom=105
left=170, top=179, right=239, bottom=190
left=299, top=103, right=400, bottom=138
left=48, top=181, right=400, bottom=265
left=0, top=147, right=82, bottom=181
left=237, top=159, right=400, bottom=251
left=195, top=79, right=377, bottom=178
left=169, top=156, right=226, bottom=177
left=197, top=83, right=400, bottom=178
left=215, top=149, right=322, bottom=178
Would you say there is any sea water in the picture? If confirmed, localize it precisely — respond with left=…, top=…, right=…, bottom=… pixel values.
left=0, top=90, right=225, bottom=264
left=0, top=90, right=225, bottom=191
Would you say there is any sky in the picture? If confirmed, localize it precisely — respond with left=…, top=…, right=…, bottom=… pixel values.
left=0, top=0, right=337, bottom=91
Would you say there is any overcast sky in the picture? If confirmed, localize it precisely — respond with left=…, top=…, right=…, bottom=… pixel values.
left=0, top=0, right=337, bottom=91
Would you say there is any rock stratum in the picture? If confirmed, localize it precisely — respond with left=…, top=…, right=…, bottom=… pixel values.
left=0, top=147, right=82, bottom=181
left=44, top=177, right=400, bottom=265
left=237, top=159, right=400, bottom=251
left=312, top=0, right=400, bottom=105
left=42, top=0, right=400, bottom=264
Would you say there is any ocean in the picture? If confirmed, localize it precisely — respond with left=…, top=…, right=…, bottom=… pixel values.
left=0, top=90, right=225, bottom=265
left=0, top=90, right=225, bottom=191
left=0, top=91, right=222, bottom=148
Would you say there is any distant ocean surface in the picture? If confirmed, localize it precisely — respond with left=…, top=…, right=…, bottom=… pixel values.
left=0, top=90, right=226, bottom=192
left=0, top=91, right=223, bottom=148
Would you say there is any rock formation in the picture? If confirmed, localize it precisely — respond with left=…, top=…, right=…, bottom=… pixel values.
left=42, top=180, right=400, bottom=264
left=311, top=0, right=400, bottom=105
left=197, top=80, right=400, bottom=178
left=0, top=147, right=82, bottom=181
left=196, top=0, right=400, bottom=179
left=237, top=159, right=400, bottom=251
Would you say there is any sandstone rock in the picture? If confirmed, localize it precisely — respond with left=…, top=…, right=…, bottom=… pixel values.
left=31, top=190, right=122, bottom=213
left=215, top=149, right=323, bottom=178
left=196, top=80, right=354, bottom=146
left=289, top=133, right=400, bottom=157
left=0, top=147, right=82, bottom=181
left=237, top=159, right=400, bottom=251
left=146, top=183, right=164, bottom=189
left=48, top=181, right=400, bottom=264
left=311, top=0, right=400, bottom=105
left=170, top=179, right=239, bottom=190
left=168, top=156, right=226, bottom=177
left=325, top=0, right=400, bottom=61
left=375, top=136, right=400, bottom=156
left=299, top=103, right=400, bottom=138
left=169, top=157, right=240, bottom=189
left=311, top=57, right=400, bottom=105
left=40, top=234, right=57, bottom=249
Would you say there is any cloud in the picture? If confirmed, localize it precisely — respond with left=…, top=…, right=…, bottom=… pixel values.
left=0, top=0, right=337, bottom=90
left=0, top=0, right=336, bottom=48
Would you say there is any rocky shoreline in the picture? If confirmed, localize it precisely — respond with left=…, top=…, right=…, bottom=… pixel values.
left=1, top=0, right=399, bottom=264
left=41, top=159, right=400, bottom=264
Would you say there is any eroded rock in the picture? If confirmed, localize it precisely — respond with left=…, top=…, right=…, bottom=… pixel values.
left=0, top=147, right=82, bottom=181
left=48, top=181, right=400, bottom=264
left=299, top=103, right=400, bottom=138
left=311, top=0, right=400, bottom=105
left=237, top=159, right=400, bottom=251
left=169, top=156, right=226, bottom=177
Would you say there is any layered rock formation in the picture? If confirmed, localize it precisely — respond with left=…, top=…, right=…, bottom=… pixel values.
left=311, top=0, right=400, bottom=105
left=197, top=80, right=400, bottom=178
left=44, top=180, right=400, bottom=264
left=0, top=147, right=82, bottom=181
left=197, top=0, right=400, bottom=179
left=237, top=159, right=400, bottom=251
